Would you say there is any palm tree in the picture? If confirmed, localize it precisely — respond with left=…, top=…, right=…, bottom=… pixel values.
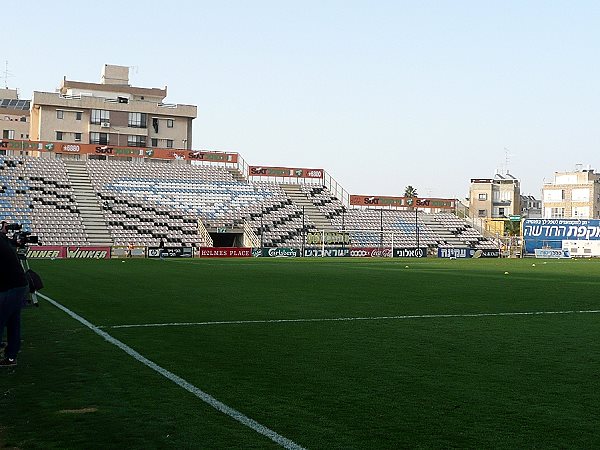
left=404, top=185, right=418, bottom=198
left=404, top=186, right=418, bottom=209
left=504, top=220, right=520, bottom=236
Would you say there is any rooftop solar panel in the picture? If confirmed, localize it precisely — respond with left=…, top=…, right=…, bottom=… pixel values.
left=0, top=98, right=30, bottom=110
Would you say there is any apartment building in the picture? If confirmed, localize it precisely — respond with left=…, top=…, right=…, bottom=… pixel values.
left=542, top=167, right=600, bottom=219
left=520, top=194, right=542, bottom=218
left=0, top=88, right=30, bottom=141
left=30, top=64, right=196, bottom=149
left=468, top=173, right=521, bottom=219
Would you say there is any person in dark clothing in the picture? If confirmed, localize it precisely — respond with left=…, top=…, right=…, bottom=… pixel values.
left=159, top=238, right=165, bottom=260
left=0, top=222, right=28, bottom=367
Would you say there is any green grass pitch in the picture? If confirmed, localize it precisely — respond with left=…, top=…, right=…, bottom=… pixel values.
left=2, top=257, right=600, bottom=449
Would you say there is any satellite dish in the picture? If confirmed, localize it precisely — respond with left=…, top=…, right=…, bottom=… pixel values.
left=473, top=249, right=483, bottom=258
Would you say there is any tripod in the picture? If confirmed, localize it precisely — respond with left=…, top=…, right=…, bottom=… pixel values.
left=17, top=249, right=39, bottom=307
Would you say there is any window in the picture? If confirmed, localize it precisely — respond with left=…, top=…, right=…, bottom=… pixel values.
left=19, top=117, right=26, bottom=122
left=128, top=112, right=147, bottom=128
left=572, top=188, right=590, bottom=202
left=498, top=208, right=505, bottom=216
left=478, top=209, right=486, bottom=217
left=573, top=206, right=589, bottom=218
left=478, top=193, right=487, bottom=201
left=151, top=138, right=158, bottom=147
left=56, top=131, right=63, bottom=141
left=75, top=112, right=82, bottom=121
left=555, top=175, right=577, bottom=184
left=57, top=110, right=64, bottom=119
left=550, top=207, right=565, bottom=218
left=167, top=119, right=174, bottom=128
left=166, top=139, right=173, bottom=148
left=90, top=109, right=110, bottom=124
left=74, top=133, right=82, bottom=142
left=544, top=189, right=564, bottom=202
left=90, top=132, right=109, bottom=145
left=2, top=130, right=15, bottom=139
left=127, top=135, right=146, bottom=147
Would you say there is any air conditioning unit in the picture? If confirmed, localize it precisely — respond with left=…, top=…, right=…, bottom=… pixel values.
left=100, top=122, right=110, bottom=128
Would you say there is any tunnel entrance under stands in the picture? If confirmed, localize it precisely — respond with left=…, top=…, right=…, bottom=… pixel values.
left=209, top=232, right=245, bottom=247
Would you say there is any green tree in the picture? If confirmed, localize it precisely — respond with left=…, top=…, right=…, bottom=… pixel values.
left=404, top=185, right=418, bottom=198
left=404, top=186, right=418, bottom=210
left=504, top=220, right=521, bottom=236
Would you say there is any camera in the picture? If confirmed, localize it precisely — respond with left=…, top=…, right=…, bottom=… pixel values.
left=1, top=223, right=40, bottom=251
left=14, top=231, right=39, bottom=246
left=5, top=223, right=22, bottom=231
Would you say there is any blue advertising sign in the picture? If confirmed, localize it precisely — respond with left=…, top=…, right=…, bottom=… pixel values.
left=523, top=219, right=600, bottom=254
left=437, top=247, right=474, bottom=258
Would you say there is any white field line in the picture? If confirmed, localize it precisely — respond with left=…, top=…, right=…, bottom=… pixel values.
left=107, top=309, right=600, bottom=330
left=36, top=293, right=305, bottom=450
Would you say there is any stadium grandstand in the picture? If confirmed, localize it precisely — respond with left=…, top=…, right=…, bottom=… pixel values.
left=0, top=139, right=498, bottom=255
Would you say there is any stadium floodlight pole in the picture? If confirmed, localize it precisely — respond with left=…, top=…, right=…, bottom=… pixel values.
left=302, top=206, right=305, bottom=257
left=341, top=206, right=346, bottom=250
left=260, top=209, right=264, bottom=249
left=415, top=207, right=419, bottom=249
left=380, top=208, right=383, bottom=252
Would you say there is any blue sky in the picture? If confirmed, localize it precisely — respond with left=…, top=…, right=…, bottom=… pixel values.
left=4, top=1, right=599, bottom=199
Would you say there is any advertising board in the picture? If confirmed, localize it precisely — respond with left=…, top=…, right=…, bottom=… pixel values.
left=199, top=247, right=252, bottom=257
left=147, top=247, right=194, bottom=258
left=393, top=247, right=428, bottom=258
left=437, top=248, right=473, bottom=258
left=523, top=219, right=600, bottom=254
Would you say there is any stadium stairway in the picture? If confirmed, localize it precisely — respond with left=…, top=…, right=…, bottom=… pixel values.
left=226, top=167, right=247, bottom=182
left=419, top=213, right=467, bottom=247
left=281, top=184, right=334, bottom=231
left=64, top=160, right=113, bottom=246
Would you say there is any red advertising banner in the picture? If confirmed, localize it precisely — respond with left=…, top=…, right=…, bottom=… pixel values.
left=350, top=195, right=455, bottom=209
left=248, top=166, right=324, bottom=179
left=348, top=247, right=393, bottom=257
left=151, top=148, right=238, bottom=163
left=66, top=246, right=111, bottom=259
left=199, top=247, right=252, bottom=257
left=0, top=139, right=238, bottom=164
left=26, top=246, right=66, bottom=259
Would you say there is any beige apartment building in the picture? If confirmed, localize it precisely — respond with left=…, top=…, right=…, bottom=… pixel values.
left=0, top=88, right=30, bottom=141
left=30, top=64, right=196, bottom=149
left=469, top=173, right=521, bottom=219
left=542, top=167, right=600, bottom=219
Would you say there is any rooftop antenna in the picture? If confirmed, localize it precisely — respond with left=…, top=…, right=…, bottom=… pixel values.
left=503, top=147, right=510, bottom=175
left=129, top=65, right=139, bottom=84
left=2, top=61, right=14, bottom=90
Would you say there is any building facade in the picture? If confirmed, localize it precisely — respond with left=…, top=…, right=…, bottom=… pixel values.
left=0, top=88, right=30, bottom=141
left=468, top=173, right=521, bottom=219
left=520, top=194, right=542, bottom=218
left=542, top=167, right=600, bottom=219
left=30, top=64, right=196, bottom=150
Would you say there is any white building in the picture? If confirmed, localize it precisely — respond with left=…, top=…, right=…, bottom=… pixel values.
left=542, top=166, right=600, bottom=219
